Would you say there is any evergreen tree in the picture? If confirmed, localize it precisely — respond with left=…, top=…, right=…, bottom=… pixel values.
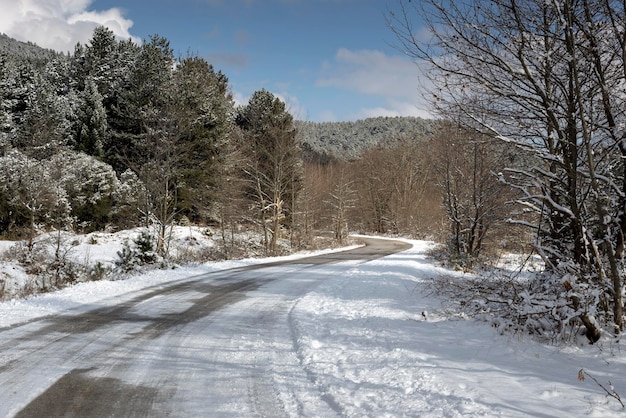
left=14, top=65, right=73, bottom=159
left=106, top=34, right=173, bottom=172
left=170, top=56, right=234, bottom=221
left=72, top=26, right=139, bottom=164
left=48, top=150, right=119, bottom=230
left=75, top=26, right=138, bottom=102
left=75, top=76, right=107, bottom=156
left=0, top=53, right=15, bottom=153
left=236, top=89, right=302, bottom=254
left=1, top=58, right=35, bottom=151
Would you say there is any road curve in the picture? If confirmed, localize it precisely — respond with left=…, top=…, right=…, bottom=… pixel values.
left=0, top=237, right=411, bottom=417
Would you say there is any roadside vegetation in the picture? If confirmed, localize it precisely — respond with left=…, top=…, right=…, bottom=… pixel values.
left=389, top=0, right=626, bottom=344
left=2, top=1, right=626, bottom=349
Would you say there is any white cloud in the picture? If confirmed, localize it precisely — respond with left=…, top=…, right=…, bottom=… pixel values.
left=358, top=102, right=433, bottom=120
left=0, top=0, right=139, bottom=52
left=274, top=91, right=308, bottom=121
left=317, top=48, right=434, bottom=119
left=232, top=90, right=248, bottom=108
left=318, top=48, right=418, bottom=97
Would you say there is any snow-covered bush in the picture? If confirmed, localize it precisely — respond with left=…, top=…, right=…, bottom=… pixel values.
left=1, top=234, right=91, bottom=293
left=168, top=231, right=217, bottom=265
left=0, top=149, right=125, bottom=236
left=49, top=150, right=119, bottom=230
left=115, top=229, right=161, bottom=272
left=112, top=169, right=148, bottom=229
left=86, top=261, right=110, bottom=281
left=429, top=257, right=613, bottom=345
left=3, top=241, right=49, bottom=273
left=0, top=149, right=72, bottom=240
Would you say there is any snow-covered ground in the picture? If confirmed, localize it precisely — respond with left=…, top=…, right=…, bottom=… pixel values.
left=0, top=232, right=624, bottom=416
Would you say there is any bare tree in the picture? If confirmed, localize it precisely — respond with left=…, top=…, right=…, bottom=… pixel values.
left=353, top=148, right=395, bottom=233
left=350, top=138, right=431, bottom=236
left=430, top=123, right=514, bottom=264
left=389, top=0, right=625, bottom=337
left=326, top=168, right=356, bottom=245
left=236, top=90, right=303, bottom=256
left=211, top=128, right=248, bottom=258
left=385, top=139, right=432, bottom=236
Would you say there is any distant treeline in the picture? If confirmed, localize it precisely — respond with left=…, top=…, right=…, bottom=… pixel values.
left=0, top=32, right=61, bottom=62
left=296, top=117, right=436, bottom=162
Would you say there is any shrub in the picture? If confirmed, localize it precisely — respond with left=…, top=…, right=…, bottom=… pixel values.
left=115, top=230, right=161, bottom=272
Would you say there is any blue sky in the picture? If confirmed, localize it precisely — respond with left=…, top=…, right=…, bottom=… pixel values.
left=0, top=0, right=430, bottom=122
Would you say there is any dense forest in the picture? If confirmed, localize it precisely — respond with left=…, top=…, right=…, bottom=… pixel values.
left=296, top=117, right=435, bottom=161
left=0, top=29, right=444, bottom=255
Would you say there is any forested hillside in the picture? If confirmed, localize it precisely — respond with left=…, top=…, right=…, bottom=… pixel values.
left=296, top=117, right=436, bottom=161
left=0, top=33, right=60, bottom=62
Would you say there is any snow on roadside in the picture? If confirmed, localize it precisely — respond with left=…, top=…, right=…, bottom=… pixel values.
left=0, top=233, right=625, bottom=417
left=290, top=239, right=626, bottom=417
left=0, top=263, right=222, bottom=328
left=0, top=230, right=359, bottom=329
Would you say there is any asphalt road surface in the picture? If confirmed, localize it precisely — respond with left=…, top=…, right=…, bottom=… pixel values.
left=0, top=237, right=411, bottom=417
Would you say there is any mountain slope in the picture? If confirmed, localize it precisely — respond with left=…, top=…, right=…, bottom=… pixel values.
left=0, top=32, right=60, bottom=63
left=296, top=116, right=436, bottom=161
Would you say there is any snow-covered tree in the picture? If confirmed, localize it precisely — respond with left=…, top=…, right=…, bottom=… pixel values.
left=0, top=150, right=71, bottom=246
left=73, top=26, right=138, bottom=104
left=389, top=0, right=626, bottom=338
left=169, top=56, right=234, bottom=221
left=105, top=35, right=173, bottom=172
left=74, top=76, right=107, bottom=157
left=14, top=66, right=73, bottom=159
left=0, top=53, right=18, bottom=153
left=48, top=150, right=119, bottom=230
left=113, top=169, right=148, bottom=229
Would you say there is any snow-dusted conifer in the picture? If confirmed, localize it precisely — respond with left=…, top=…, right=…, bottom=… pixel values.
left=48, top=150, right=119, bottom=230
left=75, top=76, right=107, bottom=156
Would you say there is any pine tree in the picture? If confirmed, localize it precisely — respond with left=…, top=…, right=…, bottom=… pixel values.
left=75, top=76, right=107, bottom=156
left=170, top=56, right=234, bottom=221
left=106, top=34, right=173, bottom=172
left=14, top=64, right=72, bottom=159
left=236, top=89, right=303, bottom=255
left=0, top=53, right=15, bottom=153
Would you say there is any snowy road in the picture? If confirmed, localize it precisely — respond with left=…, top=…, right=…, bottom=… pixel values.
left=0, top=238, right=411, bottom=417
